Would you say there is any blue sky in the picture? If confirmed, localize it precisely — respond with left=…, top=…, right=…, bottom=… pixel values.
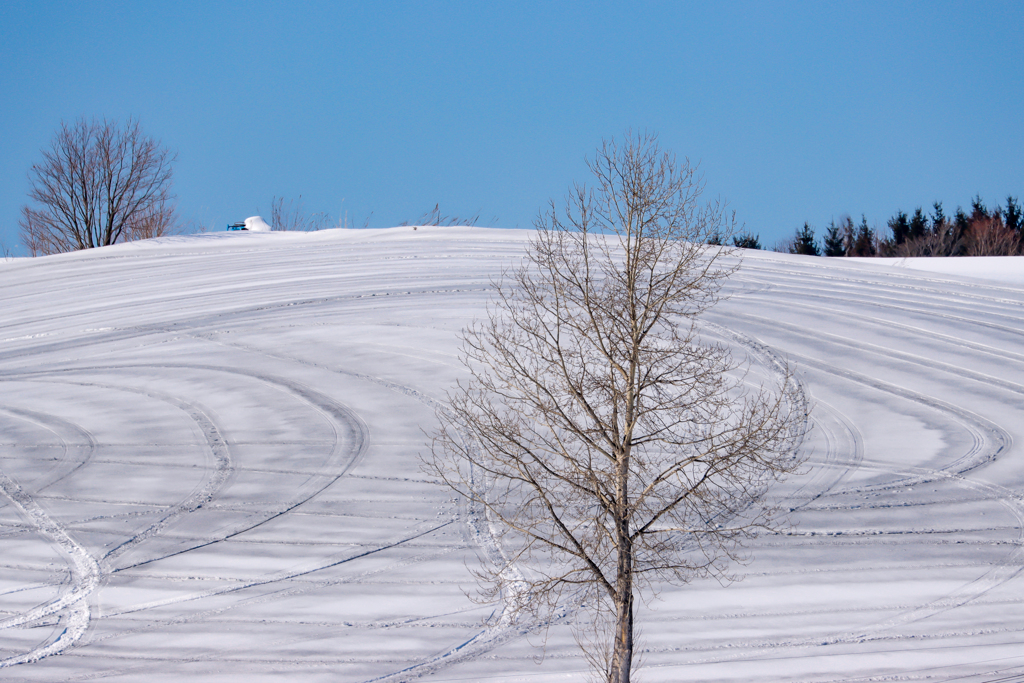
left=2, top=1, right=1022, bottom=254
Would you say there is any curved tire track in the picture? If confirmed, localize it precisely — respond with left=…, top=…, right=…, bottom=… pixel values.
left=0, top=362, right=367, bottom=668
left=0, top=468, right=100, bottom=667
left=0, top=404, right=97, bottom=496
left=6, top=363, right=369, bottom=572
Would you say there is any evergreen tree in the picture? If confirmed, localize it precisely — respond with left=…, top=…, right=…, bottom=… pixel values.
left=954, top=206, right=970, bottom=230
left=931, top=201, right=947, bottom=235
left=840, top=216, right=855, bottom=255
left=1004, top=195, right=1021, bottom=243
left=970, top=195, right=989, bottom=222
left=789, top=222, right=820, bottom=256
left=953, top=206, right=970, bottom=237
left=909, top=207, right=928, bottom=241
left=852, top=215, right=876, bottom=256
left=944, top=207, right=969, bottom=255
left=888, top=210, right=910, bottom=245
left=732, top=233, right=762, bottom=249
left=822, top=219, right=845, bottom=256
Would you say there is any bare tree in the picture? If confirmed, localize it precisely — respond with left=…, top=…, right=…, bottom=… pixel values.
left=427, top=132, right=805, bottom=683
left=963, top=215, right=1020, bottom=256
left=893, top=229, right=961, bottom=257
left=19, top=118, right=178, bottom=256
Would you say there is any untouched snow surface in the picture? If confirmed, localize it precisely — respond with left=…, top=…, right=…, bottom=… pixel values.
left=873, top=255, right=1024, bottom=286
left=1, top=227, right=1024, bottom=682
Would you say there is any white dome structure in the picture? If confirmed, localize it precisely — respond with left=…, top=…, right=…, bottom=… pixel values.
left=244, top=215, right=273, bottom=232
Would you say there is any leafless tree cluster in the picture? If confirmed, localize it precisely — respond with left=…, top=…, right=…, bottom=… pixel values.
left=960, top=215, right=1020, bottom=256
left=427, top=132, right=805, bottom=683
left=890, top=227, right=960, bottom=257
left=888, top=215, right=1021, bottom=257
left=20, top=118, right=179, bottom=256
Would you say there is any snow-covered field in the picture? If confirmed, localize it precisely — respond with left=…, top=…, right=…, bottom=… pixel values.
left=1, top=227, right=1023, bottom=682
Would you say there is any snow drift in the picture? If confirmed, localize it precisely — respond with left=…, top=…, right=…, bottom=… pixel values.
left=244, top=215, right=273, bottom=232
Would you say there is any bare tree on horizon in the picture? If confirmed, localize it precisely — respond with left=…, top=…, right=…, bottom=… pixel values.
left=20, top=118, right=179, bottom=256
left=427, top=132, right=806, bottom=683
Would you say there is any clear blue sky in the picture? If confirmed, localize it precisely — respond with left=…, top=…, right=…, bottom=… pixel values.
left=2, top=1, right=1022, bottom=255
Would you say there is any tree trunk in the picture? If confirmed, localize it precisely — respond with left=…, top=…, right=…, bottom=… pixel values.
left=610, top=570, right=634, bottom=683
left=611, top=480, right=634, bottom=683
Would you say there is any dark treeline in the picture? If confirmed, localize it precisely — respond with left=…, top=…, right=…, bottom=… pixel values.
left=733, top=195, right=1023, bottom=257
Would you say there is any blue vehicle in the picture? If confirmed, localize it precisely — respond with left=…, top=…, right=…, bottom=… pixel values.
left=226, top=222, right=246, bottom=231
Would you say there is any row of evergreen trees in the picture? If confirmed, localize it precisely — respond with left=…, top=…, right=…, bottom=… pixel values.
left=731, top=195, right=1023, bottom=257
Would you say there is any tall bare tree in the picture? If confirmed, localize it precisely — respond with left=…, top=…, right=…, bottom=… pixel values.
left=427, top=132, right=805, bottom=683
left=20, top=118, right=178, bottom=256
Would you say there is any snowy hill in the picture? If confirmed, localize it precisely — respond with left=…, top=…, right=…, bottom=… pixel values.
left=2, top=227, right=1024, bottom=682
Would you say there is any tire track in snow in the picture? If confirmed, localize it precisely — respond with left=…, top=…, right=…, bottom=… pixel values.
left=671, top=456, right=1024, bottom=671
left=726, top=310, right=1024, bottom=398
left=700, top=321, right=834, bottom=515
left=0, top=284, right=492, bottom=370
left=732, top=255, right=1024, bottom=308
left=667, top=296, right=1022, bottom=672
left=97, top=387, right=232, bottom=566
left=0, top=361, right=366, bottom=668
left=701, top=320, right=810, bottom=449
left=733, top=277, right=1024, bottom=340
left=0, top=468, right=100, bottom=667
left=668, top=369, right=1019, bottom=669
left=110, top=363, right=370, bottom=570
left=49, top=543, right=478, bottom=683
left=9, top=363, right=369, bottom=572
left=175, top=335, right=556, bottom=682
left=733, top=259, right=1024, bottom=309
left=101, top=521, right=453, bottom=618
left=0, top=377, right=235, bottom=668
left=783, top=398, right=864, bottom=512
left=6, top=376, right=237, bottom=570
left=790, top=352, right=1010, bottom=480
left=0, top=404, right=97, bottom=495
left=832, top=459, right=1024, bottom=640
left=726, top=294, right=1024, bottom=366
